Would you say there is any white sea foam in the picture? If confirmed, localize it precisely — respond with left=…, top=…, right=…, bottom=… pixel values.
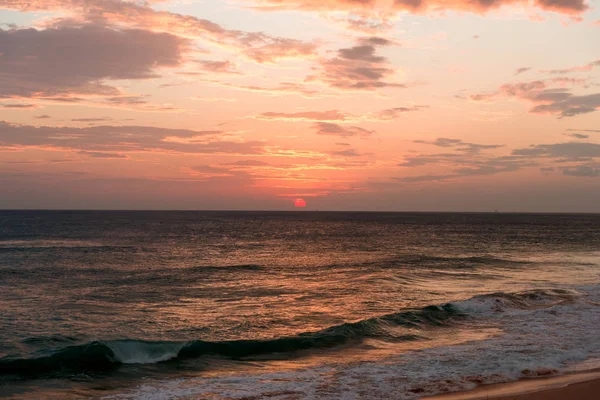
left=103, top=284, right=600, bottom=400
left=107, top=341, right=185, bottom=364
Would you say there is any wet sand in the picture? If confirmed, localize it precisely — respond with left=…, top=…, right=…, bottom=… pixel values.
left=426, top=371, right=600, bottom=400
left=497, top=378, right=600, bottom=399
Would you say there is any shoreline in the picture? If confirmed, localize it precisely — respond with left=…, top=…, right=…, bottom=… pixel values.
left=425, top=370, right=600, bottom=400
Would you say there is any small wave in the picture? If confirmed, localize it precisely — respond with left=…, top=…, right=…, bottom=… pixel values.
left=455, top=288, right=578, bottom=314
left=395, top=254, right=534, bottom=269
left=0, top=239, right=108, bottom=249
left=189, top=264, right=264, bottom=272
left=0, top=288, right=576, bottom=378
left=0, top=305, right=455, bottom=377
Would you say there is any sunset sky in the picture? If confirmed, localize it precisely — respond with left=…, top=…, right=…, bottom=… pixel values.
left=1, top=0, right=599, bottom=211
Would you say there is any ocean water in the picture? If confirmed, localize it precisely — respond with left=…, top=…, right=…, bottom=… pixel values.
left=0, top=211, right=599, bottom=399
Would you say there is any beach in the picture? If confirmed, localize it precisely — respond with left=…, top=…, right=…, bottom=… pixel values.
left=500, top=378, right=600, bottom=400
left=428, top=372, right=600, bottom=400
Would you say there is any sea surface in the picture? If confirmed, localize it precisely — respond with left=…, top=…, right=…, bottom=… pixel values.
left=0, top=211, right=599, bottom=399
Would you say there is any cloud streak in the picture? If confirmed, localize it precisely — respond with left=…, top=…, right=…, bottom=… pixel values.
left=0, top=121, right=265, bottom=155
left=252, top=0, right=589, bottom=14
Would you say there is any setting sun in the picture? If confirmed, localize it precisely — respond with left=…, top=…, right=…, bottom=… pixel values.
left=294, top=199, right=307, bottom=208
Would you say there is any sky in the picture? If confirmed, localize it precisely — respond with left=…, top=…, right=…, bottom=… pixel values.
left=0, top=0, right=599, bottom=211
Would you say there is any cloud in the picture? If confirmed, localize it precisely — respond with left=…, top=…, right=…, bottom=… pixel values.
left=331, top=149, right=362, bottom=157
left=561, top=164, right=600, bottom=177
left=515, top=67, right=531, bottom=75
left=307, top=37, right=404, bottom=90
left=0, top=0, right=317, bottom=64
left=529, top=93, right=600, bottom=117
left=217, top=82, right=321, bottom=98
left=78, top=151, right=127, bottom=158
left=0, top=25, right=189, bottom=99
left=72, top=117, right=113, bottom=122
left=544, top=59, right=600, bottom=74
left=222, top=160, right=271, bottom=166
left=35, top=115, right=51, bottom=119
left=414, top=137, right=503, bottom=153
left=0, top=121, right=265, bottom=155
left=565, top=133, right=589, bottom=139
left=256, top=110, right=351, bottom=122
left=313, top=122, right=375, bottom=137
left=0, top=103, right=37, bottom=108
left=371, top=106, right=423, bottom=120
left=471, top=79, right=600, bottom=117
left=397, top=137, right=534, bottom=182
left=255, top=106, right=422, bottom=123
left=511, top=142, right=600, bottom=159
left=468, top=92, right=498, bottom=102
left=252, top=0, right=589, bottom=14
left=338, top=12, right=396, bottom=33
left=196, top=60, right=239, bottom=74
left=191, top=165, right=235, bottom=174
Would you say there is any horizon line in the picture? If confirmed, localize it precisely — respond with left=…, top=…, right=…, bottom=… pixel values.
left=1, top=209, right=600, bottom=215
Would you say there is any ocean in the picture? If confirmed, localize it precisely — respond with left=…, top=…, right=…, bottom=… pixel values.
left=0, top=211, right=599, bottom=399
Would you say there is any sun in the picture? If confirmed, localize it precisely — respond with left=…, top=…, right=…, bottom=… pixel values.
left=294, top=198, right=307, bottom=208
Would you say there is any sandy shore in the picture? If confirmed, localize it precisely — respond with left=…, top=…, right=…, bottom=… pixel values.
left=426, top=371, right=600, bottom=400
left=496, top=378, right=600, bottom=399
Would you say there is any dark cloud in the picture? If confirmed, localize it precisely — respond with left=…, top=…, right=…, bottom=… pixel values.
left=308, top=37, right=403, bottom=90
left=515, top=67, right=531, bottom=75
left=0, top=25, right=189, bottom=99
left=529, top=93, right=600, bottom=117
left=414, top=137, right=503, bottom=153
left=565, top=133, right=589, bottom=139
left=72, top=117, right=113, bottom=122
left=566, top=129, right=600, bottom=133
left=35, top=115, right=51, bottom=119
left=314, top=122, right=375, bottom=137
left=561, top=164, right=600, bottom=177
left=0, top=103, right=37, bottom=108
left=78, top=151, right=127, bottom=158
left=0, top=121, right=265, bottom=155
left=511, top=142, right=600, bottom=160
left=397, top=138, right=534, bottom=182
left=471, top=79, right=600, bottom=118
left=331, top=149, right=361, bottom=157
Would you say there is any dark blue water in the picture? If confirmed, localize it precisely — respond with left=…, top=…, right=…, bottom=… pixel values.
left=1, top=211, right=599, bottom=399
